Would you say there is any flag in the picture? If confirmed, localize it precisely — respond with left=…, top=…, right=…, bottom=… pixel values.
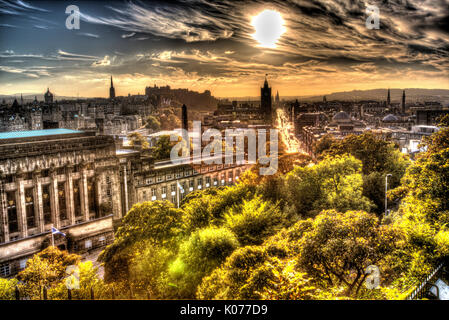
left=51, top=227, right=66, bottom=237
left=177, top=182, right=183, bottom=190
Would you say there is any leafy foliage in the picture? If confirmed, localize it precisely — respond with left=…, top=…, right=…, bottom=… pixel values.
left=167, top=227, right=239, bottom=298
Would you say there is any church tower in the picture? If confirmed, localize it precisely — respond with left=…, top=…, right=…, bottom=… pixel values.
left=109, top=76, right=116, bottom=99
left=260, top=76, right=272, bottom=123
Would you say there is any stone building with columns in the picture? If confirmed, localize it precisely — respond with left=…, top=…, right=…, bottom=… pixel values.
left=0, top=129, right=120, bottom=277
left=0, top=129, right=253, bottom=277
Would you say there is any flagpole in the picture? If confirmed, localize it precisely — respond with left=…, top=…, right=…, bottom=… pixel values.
left=51, top=224, right=54, bottom=247
left=176, top=179, right=180, bottom=208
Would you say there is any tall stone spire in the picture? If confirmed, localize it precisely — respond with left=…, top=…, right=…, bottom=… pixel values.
left=109, top=76, right=115, bottom=99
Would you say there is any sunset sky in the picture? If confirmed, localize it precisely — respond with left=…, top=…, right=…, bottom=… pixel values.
left=1, top=0, right=449, bottom=98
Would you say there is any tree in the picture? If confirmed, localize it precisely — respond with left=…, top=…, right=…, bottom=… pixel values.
left=128, top=242, right=174, bottom=299
left=48, top=261, right=111, bottom=300
left=224, top=196, right=285, bottom=246
left=197, top=246, right=269, bottom=300
left=388, top=125, right=449, bottom=285
left=17, top=246, right=80, bottom=299
left=258, top=258, right=327, bottom=300
left=99, top=201, right=183, bottom=283
left=151, top=135, right=173, bottom=160
left=0, top=278, right=18, bottom=300
left=128, top=132, right=149, bottom=150
left=167, top=227, right=239, bottom=298
left=284, top=155, right=373, bottom=217
left=181, top=183, right=256, bottom=233
left=297, top=210, right=403, bottom=297
left=145, top=115, right=161, bottom=131
left=316, top=131, right=410, bottom=214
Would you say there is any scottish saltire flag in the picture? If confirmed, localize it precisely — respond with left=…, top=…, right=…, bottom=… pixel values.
left=51, top=227, right=66, bottom=237
left=177, top=182, right=183, bottom=190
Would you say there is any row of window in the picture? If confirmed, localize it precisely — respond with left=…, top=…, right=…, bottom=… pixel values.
left=140, top=173, right=240, bottom=203
left=5, top=178, right=97, bottom=236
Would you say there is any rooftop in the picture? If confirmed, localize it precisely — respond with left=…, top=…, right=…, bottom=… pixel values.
left=0, top=129, right=82, bottom=140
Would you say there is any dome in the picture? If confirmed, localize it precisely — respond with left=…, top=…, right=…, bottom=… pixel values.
left=382, top=114, right=399, bottom=122
left=332, top=111, right=350, bottom=122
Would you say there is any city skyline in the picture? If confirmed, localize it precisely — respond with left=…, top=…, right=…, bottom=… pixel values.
left=1, top=0, right=449, bottom=98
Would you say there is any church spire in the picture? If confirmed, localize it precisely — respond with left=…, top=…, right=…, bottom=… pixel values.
left=109, top=75, right=116, bottom=99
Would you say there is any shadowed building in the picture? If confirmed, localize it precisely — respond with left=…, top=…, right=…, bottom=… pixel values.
left=0, top=129, right=121, bottom=277
left=0, top=128, right=253, bottom=277
left=261, top=76, right=272, bottom=123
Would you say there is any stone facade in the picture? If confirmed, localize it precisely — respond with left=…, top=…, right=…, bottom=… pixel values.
left=0, top=129, right=252, bottom=278
left=0, top=129, right=121, bottom=277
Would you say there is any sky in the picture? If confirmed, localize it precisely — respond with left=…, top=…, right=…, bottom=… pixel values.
left=0, top=0, right=449, bottom=98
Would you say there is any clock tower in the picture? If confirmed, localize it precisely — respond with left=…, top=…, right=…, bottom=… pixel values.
left=260, top=76, right=272, bottom=123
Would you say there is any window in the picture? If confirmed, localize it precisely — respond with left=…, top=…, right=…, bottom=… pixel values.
left=58, top=183, right=67, bottom=220
left=0, top=264, right=10, bottom=277
left=7, top=191, right=18, bottom=234
left=25, top=188, right=35, bottom=228
left=42, top=185, right=52, bottom=224
left=151, top=188, right=156, bottom=197
left=20, top=259, right=28, bottom=270
left=171, top=184, right=176, bottom=192
left=162, top=186, right=167, bottom=194
left=98, top=236, right=106, bottom=246
left=87, top=178, right=97, bottom=216
left=73, top=181, right=82, bottom=217
left=171, top=195, right=176, bottom=204
left=157, top=175, right=163, bottom=182
left=85, top=239, right=92, bottom=249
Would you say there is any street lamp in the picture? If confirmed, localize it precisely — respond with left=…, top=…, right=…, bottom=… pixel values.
left=385, top=174, right=392, bottom=216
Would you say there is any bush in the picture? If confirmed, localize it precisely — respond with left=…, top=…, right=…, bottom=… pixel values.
left=224, top=196, right=285, bottom=246
left=0, top=278, right=18, bottom=300
left=167, top=227, right=239, bottom=298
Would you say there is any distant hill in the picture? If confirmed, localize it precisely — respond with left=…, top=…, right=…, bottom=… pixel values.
left=299, top=88, right=449, bottom=104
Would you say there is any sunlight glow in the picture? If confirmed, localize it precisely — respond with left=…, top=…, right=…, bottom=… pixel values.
left=251, top=10, right=286, bottom=48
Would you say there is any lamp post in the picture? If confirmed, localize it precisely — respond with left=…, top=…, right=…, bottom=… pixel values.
left=385, top=174, right=392, bottom=216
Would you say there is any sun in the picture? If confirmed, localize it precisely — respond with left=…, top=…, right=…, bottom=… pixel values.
left=251, top=9, right=286, bottom=48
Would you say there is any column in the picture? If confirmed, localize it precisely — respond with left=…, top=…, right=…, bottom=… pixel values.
left=80, top=169, right=89, bottom=222
left=0, top=174, right=9, bottom=243
left=123, top=165, right=129, bottom=217
left=16, top=174, right=27, bottom=238
left=67, top=166, right=75, bottom=226
left=33, top=170, right=45, bottom=234
left=50, top=168, right=60, bottom=229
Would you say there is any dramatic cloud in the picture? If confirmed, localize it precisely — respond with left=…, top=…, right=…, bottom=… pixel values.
left=0, top=0, right=448, bottom=97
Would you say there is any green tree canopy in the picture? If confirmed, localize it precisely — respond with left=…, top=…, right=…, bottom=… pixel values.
left=17, top=246, right=81, bottom=299
left=297, top=209, right=403, bottom=297
left=145, top=115, right=161, bottom=131
left=167, top=226, right=239, bottom=298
